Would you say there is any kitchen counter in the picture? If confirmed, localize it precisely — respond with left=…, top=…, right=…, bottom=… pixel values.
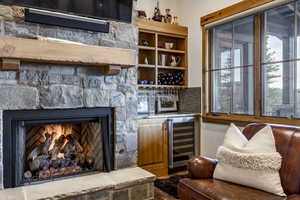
left=137, top=112, right=201, bottom=119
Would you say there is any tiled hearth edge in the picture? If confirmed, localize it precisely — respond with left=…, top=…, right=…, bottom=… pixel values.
left=0, top=167, right=155, bottom=200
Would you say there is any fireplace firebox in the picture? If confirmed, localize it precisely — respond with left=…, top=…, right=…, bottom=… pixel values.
left=3, top=108, right=114, bottom=188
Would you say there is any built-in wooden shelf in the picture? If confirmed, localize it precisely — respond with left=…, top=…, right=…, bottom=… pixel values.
left=139, top=64, right=156, bottom=68
left=137, top=19, right=188, bottom=89
left=157, top=48, right=185, bottom=54
left=158, top=66, right=186, bottom=70
left=138, top=46, right=156, bottom=51
left=0, top=36, right=136, bottom=75
left=137, top=19, right=188, bottom=36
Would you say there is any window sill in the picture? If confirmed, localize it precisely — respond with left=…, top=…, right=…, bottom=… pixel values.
left=202, top=113, right=300, bottom=127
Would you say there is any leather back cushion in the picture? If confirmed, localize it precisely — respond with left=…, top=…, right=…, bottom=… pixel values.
left=243, top=123, right=300, bottom=195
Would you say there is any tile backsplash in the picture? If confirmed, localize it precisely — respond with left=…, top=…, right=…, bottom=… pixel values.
left=179, top=87, right=201, bottom=113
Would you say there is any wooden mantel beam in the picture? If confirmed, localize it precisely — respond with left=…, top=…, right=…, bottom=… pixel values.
left=0, top=36, right=136, bottom=75
left=200, top=0, right=275, bottom=26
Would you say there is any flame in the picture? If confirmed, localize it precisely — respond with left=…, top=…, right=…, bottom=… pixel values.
left=57, top=153, right=65, bottom=159
left=43, top=124, right=73, bottom=151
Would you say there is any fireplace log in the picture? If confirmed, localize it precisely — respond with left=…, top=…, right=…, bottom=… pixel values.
left=49, top=167, right=63, bottom=177
left=59, top=167, right=66, bottom=175
left=27, top=133, right=51, bottom=161
left=24, top=171, right=32, bottom=179
left=29, top=155, right=49, bottom=171
left=39, top=169, right=51, bottom=179
left=50, top=159, right=58, bottom=168
left=49, top=145, right=61, bottom=160
left=39, top=156, right=50, bottom=170
left=56, top=135, right=67, bottom=151
left=29, top=158, right=40, bottom=171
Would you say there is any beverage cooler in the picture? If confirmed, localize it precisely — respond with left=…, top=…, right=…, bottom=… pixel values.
left=168, top=117, right=197, bottom=170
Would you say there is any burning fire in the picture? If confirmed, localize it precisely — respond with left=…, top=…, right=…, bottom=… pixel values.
left=57, top=152, right=65, bottom=159
left=25, top=123, right=96, bottom=181
left=44, top=124, right=73, bottom=151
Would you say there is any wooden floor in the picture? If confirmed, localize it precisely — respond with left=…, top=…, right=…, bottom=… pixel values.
left=155, top=188, right=178, bottom=200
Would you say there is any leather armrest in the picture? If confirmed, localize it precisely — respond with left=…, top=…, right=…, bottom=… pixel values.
left=187, top=156, right=218, bottom=179
left=288, top=195, right=300, bottom=200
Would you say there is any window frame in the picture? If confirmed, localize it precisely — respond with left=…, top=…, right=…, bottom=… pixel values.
left=202, top=0, right=300, bottom=126
left=209, top=15, right=255, bottom=116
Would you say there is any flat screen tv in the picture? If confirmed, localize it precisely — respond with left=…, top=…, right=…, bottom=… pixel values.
left=0, top=0, right=133, bottom=23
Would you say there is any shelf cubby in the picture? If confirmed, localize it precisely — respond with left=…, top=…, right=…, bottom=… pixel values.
left=139, top=31, right=156, bottom=48
left=158, top=34, right=186, bottom=51
left=138, top=67, right=156, bottom=85
left=138, top=49, right=155, bottom=66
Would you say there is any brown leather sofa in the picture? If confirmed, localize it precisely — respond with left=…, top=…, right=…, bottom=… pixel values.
left=178, top=123, right=300, bottom=200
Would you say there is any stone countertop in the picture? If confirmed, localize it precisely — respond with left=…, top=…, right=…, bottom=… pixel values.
left=137, top=112, right=201, bottom=119
left=0, top=167, right=155, bottom=200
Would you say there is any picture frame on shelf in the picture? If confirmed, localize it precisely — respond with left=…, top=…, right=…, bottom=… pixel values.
left=138, top=95, right=150, bottom=114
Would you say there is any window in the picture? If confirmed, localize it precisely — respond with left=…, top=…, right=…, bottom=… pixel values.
left=262, top=2, right=298, bottom=118
left=211, top=16, right=254, bottom=115
left=207, top=0, right=300, bottom=122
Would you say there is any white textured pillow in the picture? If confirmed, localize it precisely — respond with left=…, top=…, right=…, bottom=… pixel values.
left=213, top=123, right=286, bottom=196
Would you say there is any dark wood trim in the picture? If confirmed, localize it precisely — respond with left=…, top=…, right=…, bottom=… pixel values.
left=202, top=114, right=300, bottom=127
left=254, top=14, right=262, bottom=117
left=202, top=26, right=208, bottom=114
left=207, top=29, right=212, bottom=114
left=200, top=0, right=275, bottom=26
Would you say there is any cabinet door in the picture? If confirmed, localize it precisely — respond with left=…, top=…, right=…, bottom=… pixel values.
left=138, top=119, right=168, bottom=177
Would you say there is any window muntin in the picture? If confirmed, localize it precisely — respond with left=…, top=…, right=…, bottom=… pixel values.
left=211, top=16, right=254, bottom=115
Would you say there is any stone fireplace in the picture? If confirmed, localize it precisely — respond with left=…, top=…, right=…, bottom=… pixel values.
left=0, top=2, right=143, bottom=196
left=3, top=108, right=114, bottom=188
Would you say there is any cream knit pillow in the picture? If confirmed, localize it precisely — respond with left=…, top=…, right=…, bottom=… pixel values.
left=213, top=123, right=286, bottom=196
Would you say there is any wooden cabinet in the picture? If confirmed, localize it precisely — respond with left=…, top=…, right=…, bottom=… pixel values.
left=137, top=19, right=189, bottom=89
left=138, top=118, right=168, bottom=177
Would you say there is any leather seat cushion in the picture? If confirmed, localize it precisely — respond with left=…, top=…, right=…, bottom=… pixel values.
left=179, top=178, right=285, bottom=200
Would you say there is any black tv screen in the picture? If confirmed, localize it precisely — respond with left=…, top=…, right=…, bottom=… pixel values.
left=0, top=0, right=133, bottom=23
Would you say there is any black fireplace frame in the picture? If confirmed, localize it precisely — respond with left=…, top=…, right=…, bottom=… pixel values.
left=3, top=108, right=115, bottom=188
